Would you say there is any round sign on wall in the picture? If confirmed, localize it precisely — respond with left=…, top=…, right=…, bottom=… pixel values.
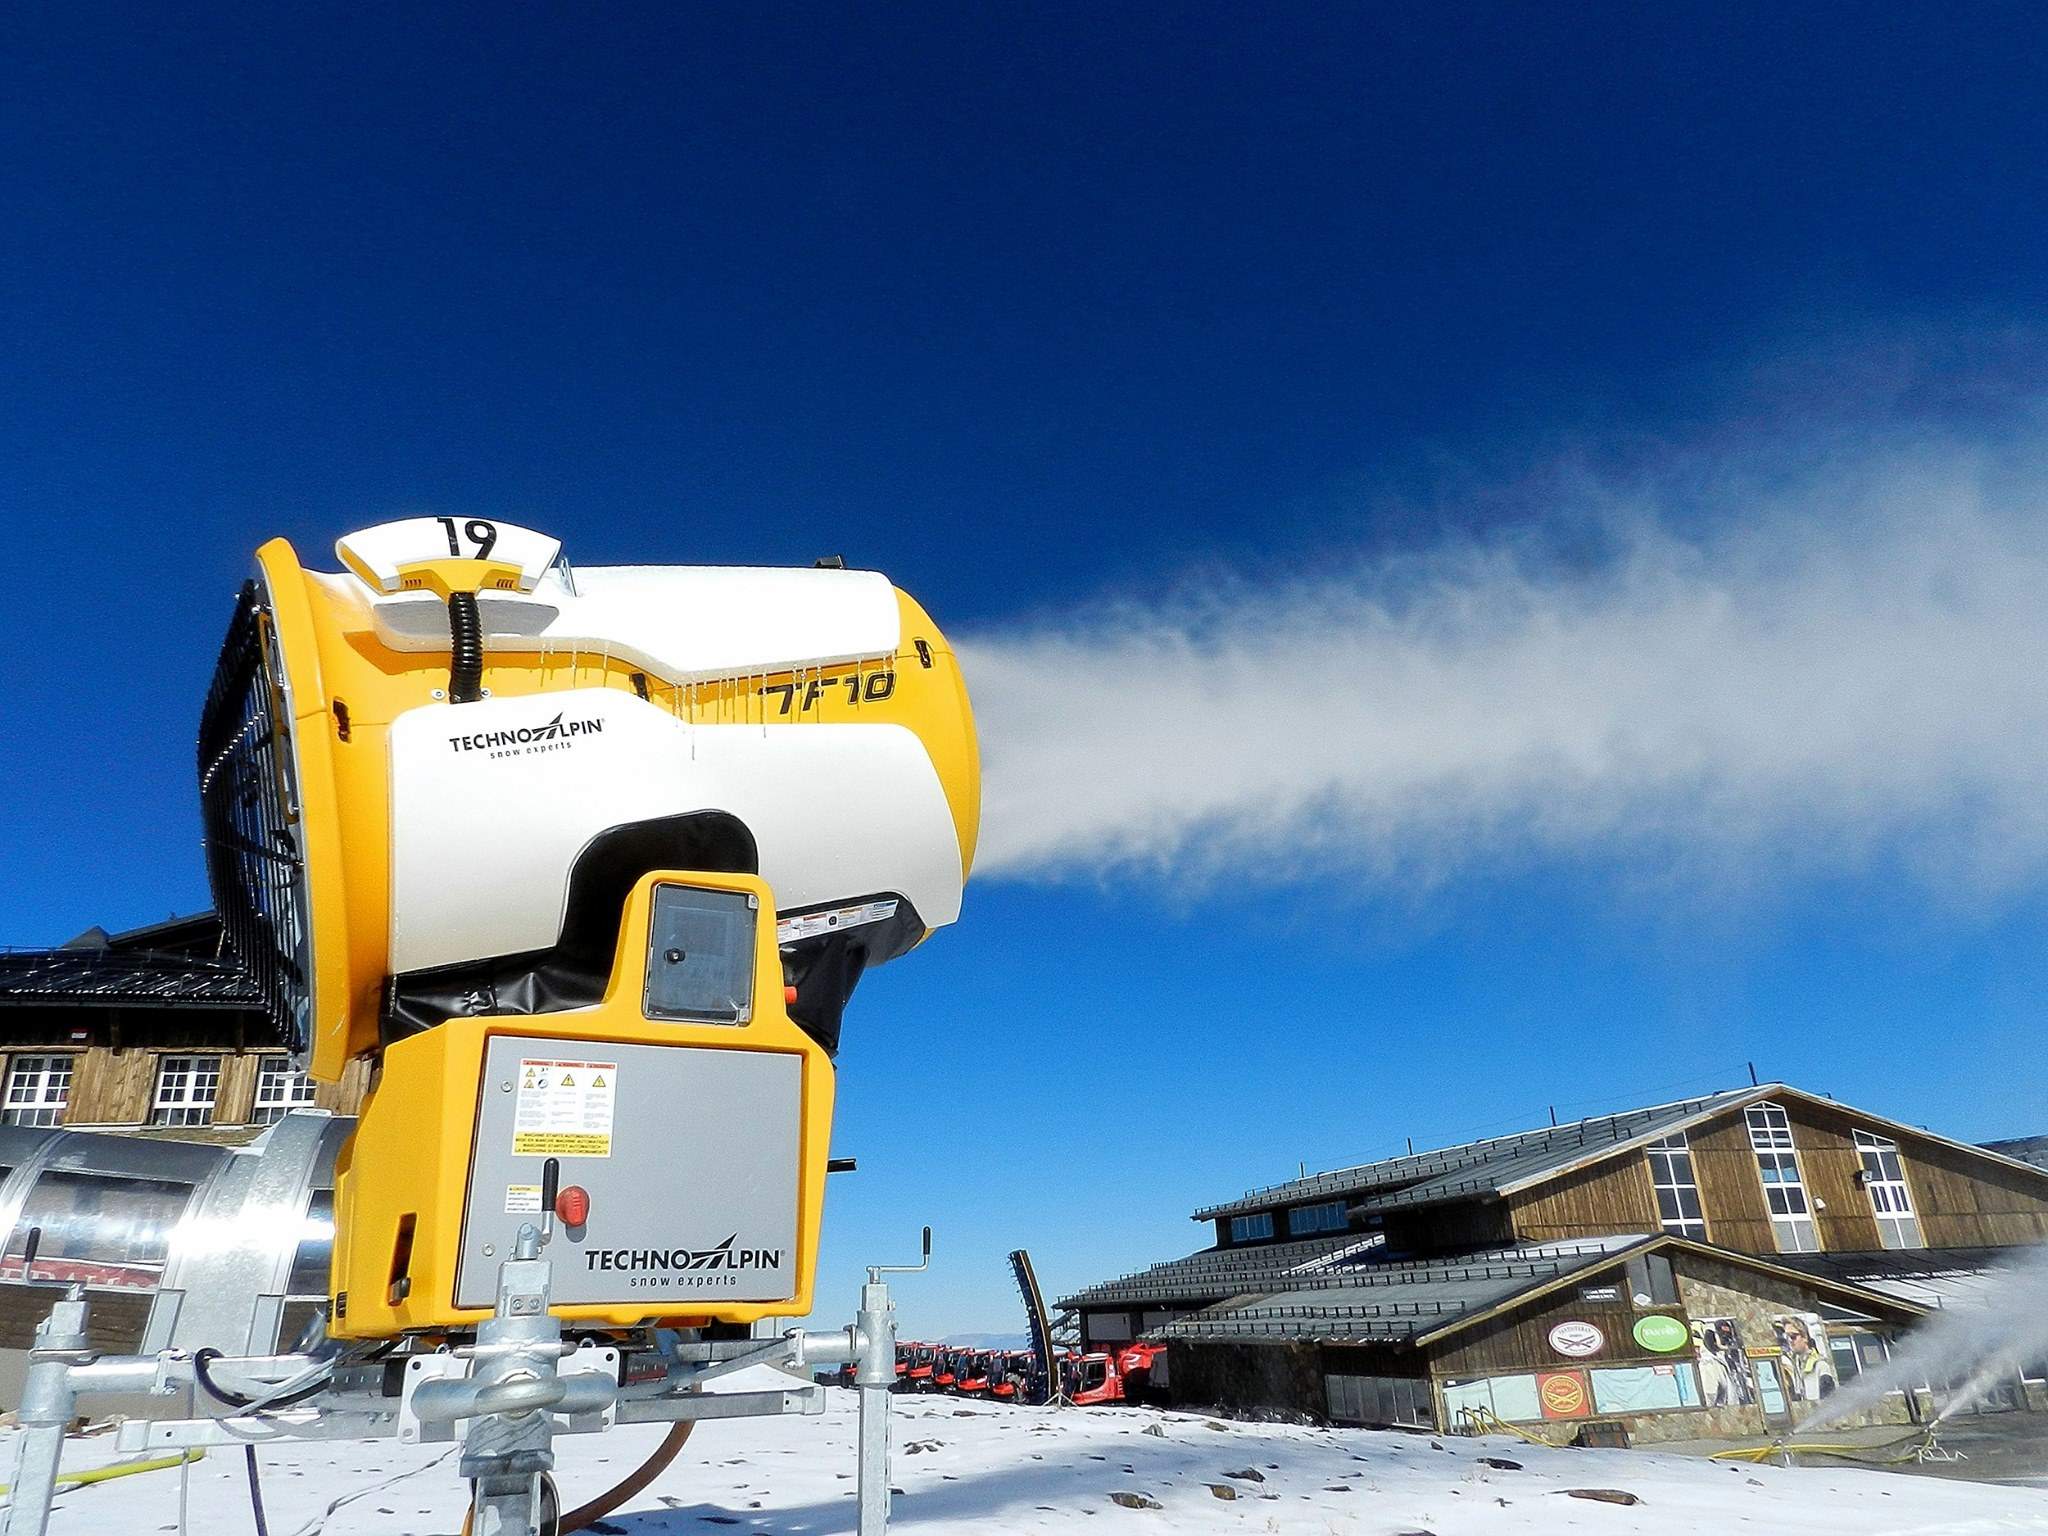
left=1633, top=1314, right=1689, bottom=1353
left=1537, top=1371, right=1590, bottom=1418
left=1547, top=1320, right=1604, bottom=1358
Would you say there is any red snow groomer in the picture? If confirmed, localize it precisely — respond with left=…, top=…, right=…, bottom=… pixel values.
left=989, top=1349, right=1034, bottom=1403
left=1070, top=1342, right=1167, bottom=1407
left=899, top=1342, right=938, bottom=1392
left=954, top=1351, right=998, bottom=1398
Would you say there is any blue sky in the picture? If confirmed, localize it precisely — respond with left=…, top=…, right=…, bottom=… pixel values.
left=5, top=4, right=2048, bottom=1332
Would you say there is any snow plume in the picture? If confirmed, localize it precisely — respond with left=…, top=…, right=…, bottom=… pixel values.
left=964, top=433, right=2048, bottom=899
left=1802, top=1241, right=2048, bottom=1432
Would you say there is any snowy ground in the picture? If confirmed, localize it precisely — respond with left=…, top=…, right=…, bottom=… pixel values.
left=17, top=1381, right=2048, bottom=1536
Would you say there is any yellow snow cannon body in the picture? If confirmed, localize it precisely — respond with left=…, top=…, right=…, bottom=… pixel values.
left=196, top=517, right=979, bottom=1338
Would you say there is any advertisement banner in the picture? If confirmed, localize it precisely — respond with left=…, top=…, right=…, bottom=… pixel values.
left=1537, top=1370, right=1591, bottom=1419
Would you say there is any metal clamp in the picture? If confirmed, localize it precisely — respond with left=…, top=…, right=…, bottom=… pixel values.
left=399, top=1344, right=620, bottom=1444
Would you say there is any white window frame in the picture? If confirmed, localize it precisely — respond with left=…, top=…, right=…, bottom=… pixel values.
left=2, top=1055, right=73, bottom=1128
left=1746, top=1101, right=1819, bottom=1252
left=1645, top=1133, right=1708, bottom=1239
left=1854, top=1129, right=1923, bottom=1249
left=250, top=1059, right=317, bottom=1125
left=151, top=1055, right=221, bottom=1128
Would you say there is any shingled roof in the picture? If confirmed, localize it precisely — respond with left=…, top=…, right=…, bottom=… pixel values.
left=0, top=912, right=261, bottom=1010
left=1143, top=1235, right=1927, bottom=1349
left=1191, top=1086, right=1765, bottom=1224
left=1062, top=1230, right=1393, bottom=1310
left=1147, top=1236, right=1642, bottom=1345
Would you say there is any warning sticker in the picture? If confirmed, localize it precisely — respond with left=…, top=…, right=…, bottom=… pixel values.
left=505, top=1184, right=542, bottom=1214
left=512, top=1058, right=617, bottom=1158
left=776, top=899, right=899, bottom=944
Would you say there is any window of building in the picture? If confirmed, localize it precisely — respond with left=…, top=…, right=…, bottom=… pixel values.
left=1645, top=1133, right=1707, bottom=1239
left=1854, top=1130, right=1923, bottom=1249
left=1589, top=1363, right=1703, bottom=1414
left=1086, top=1312, right=1134, bottom=1345
left=251, top=1059, right=317, bottom=1125
left=1442, top=1373, right=1545, bottom=1425
left=1229, top=1212, right=1275, bottom=1243
left=1745, top=1101, right=1819, bottom=1252
left=1623, top=1252, right=1681, bottom=1307
left=1829, top=1335, right=1864, bottom=1384
left=1327, top=1373, right=1434, bottom=1427
left=151, top=1055, right=221, bottom=1127
left=2, top=1055, right=73, bottom=1128
left=1287, top=1200, right=1349, bottom=1236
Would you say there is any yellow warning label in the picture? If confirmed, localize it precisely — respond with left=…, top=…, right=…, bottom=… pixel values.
left=511, top=1132, right=611, bottom=1156
left=512, top=1057, right=617, bottom=1158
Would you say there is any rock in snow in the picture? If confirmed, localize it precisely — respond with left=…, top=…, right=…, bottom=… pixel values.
left=11, top=1374, right=2047, bottom=1535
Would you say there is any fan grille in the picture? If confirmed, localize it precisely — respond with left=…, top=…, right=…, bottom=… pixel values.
left=197, top=581, right=313, bottom=1057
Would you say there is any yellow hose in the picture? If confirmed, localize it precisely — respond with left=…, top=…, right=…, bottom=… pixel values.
left=1456, top=1406, right=1571, bottom=1448
left=0, top=1447, right=205, bottom=1495
left=1710, top=1430, right=1932, bottom=1465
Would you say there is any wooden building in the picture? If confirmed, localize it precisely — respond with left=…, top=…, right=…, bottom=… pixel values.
left=0, top=914, right=368, bottom=1134
left=1064, top=1083, right=2048, bottom=1441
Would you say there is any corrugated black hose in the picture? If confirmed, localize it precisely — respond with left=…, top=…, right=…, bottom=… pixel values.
left=448, top=591, right=484, bottom=703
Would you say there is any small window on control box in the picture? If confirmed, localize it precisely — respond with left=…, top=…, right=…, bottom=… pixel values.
left=644, top=884, right=757, bottom=1024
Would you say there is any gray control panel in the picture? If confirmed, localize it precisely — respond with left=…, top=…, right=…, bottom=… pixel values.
left=456, top=1035, right=801, bottom=1310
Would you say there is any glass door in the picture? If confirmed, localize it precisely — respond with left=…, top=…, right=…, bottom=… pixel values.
left=1753, top=1359, right=1789, bottom=1423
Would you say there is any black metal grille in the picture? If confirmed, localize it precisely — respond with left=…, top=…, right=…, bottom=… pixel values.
left=197, top=582, right=312, bottom=1053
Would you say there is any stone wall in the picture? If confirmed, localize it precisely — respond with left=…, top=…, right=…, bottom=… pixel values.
left=1677, top=1257, right=1912, bottom=1434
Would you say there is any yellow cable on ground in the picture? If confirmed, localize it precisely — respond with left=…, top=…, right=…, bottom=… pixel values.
left=0, top=1447, right=205, bottom=1496
left=1457, top=1407, right=1571, bottom=1448
left=1710, top=1430, right=1932, bottom=1465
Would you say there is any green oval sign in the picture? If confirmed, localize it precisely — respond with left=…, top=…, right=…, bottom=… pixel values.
left=1633, top=1315, right=1689, bottom=1353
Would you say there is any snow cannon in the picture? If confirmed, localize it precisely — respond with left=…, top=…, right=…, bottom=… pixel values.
left=196, top=518, right=979, bottom=1339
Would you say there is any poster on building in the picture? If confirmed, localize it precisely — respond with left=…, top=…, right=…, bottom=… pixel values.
left=1692, top=1316, right=1755, bottom=1407
left=1770, top=1311, right=1837, bottom=1404
left=1536, top=1370, right=1591, bottom=1420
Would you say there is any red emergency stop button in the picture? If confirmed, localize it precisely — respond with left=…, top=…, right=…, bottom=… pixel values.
left=555, top=1185, right=590, bottom=1226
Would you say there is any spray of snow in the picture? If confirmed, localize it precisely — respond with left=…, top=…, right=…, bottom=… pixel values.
left=1802, top=1241, right=2048, bottom=1433
left=965, top=430, right=2048, bottom=899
